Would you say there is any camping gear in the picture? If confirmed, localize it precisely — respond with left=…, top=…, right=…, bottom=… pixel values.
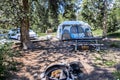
left=57, top=21, right=104, bottom=51
left=57, top=21, right=92, bottom=40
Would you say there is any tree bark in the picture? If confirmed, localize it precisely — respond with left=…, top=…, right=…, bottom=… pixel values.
left=20, top=0, right=33, bottom=50
left=102, top=0, right=107, bottom=37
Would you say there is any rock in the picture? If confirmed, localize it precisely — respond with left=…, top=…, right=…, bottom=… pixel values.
left=33, top=73, right=38, bottom=77
left=32, top=66, right=41, bottom=70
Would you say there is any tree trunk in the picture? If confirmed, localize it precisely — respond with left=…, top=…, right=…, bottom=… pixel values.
left=20, top=0, right=33, bottom=50
left=102, top=13, right=107, bottom=37
left=102, top=0, right=107, bottom=37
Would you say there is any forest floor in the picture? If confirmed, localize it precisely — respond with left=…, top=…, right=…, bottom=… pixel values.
left=8, top=37, right=120, bottom=80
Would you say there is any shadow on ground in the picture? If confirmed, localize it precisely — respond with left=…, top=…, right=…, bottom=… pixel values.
left=8, top=39, right=120, bottom=80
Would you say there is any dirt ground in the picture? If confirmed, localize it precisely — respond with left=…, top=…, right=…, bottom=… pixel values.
left=8, top=38, right=120, bottom=80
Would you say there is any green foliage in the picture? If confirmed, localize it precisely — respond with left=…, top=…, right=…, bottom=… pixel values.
left=107, top=30, right=120, bottom=38
left=109, top=42, right=119, bottom=48
left=107, top=1, right=120, bottom=32
left=92, top=29, right=103, bottom=36
left=112, top=71, right=120, bottom=80
left=80, top=0, right=120, bottom=34
left=0, top=43, right=18, bottom=79
left=103, top=60, right=116, bottom=67
left=0, top=0, right=21, bottom=27
left=95, top=57, right=101, bottom=61
left=80, top=0, right=102, bottom=29
left=63, top=0, right=76, bottom=20
left=38, top=33, right=47, bottom=37
left=0, top=0, right=120, bottom=34
left=0, top=0, right=79, bottom=33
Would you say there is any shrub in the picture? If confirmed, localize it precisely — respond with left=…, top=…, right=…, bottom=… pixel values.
left=112, top=71, right=120, bottom=80
left=110, top=43, right=119, bottom=48
left=103, top=60, right=116, bottom=67
left=0, top=43, right=17, bottom=79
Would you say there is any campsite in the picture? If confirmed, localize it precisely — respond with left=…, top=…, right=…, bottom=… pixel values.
left=0, top=0, right=120, bottom=80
